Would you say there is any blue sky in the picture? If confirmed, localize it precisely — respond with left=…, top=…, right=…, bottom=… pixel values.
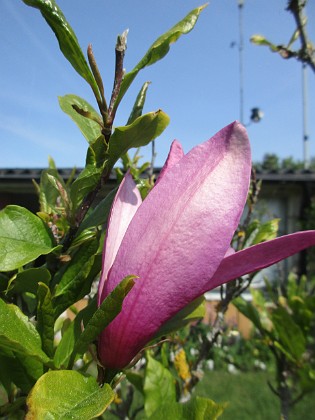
left=1, top=0, right=314, bottom=168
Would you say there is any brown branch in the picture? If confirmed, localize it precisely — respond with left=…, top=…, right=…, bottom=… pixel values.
left=287, top=0, right=315, bottom=72
left=87, top=44, right=108, bottom=119
left=106, top=30, right=129, bottom=139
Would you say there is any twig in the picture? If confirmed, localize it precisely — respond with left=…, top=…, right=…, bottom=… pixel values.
left=106, top=30, right=129, bottom=139
left=287, top=0, right=315, bottom=72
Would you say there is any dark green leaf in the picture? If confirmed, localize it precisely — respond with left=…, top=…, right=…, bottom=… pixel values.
left=107, top=110, right=170, bottom=168
left=0, top=298, right=50, bottom=364
left=54, top=299, right=97, bottom=369
left=125, top=370, right=144, bottom=394
left=85, top=135, right=108, bottom=167
left=70, top=165, right=103, bottom=210
left=6, top=267, right=51, bottom=296
left=233, top=297, right=264, bottom=333
left=69, top=276, right=135, bottom=365
left=37, top=282, right=55, bottom=358
left=144, top=353, right=176, bottom=417
left=78, top=188, right=117, bottom=234
left=26, top=370, right=114, bottom=419
left=153, top=296, right=205, bottom=340
left=0, top=354, right=43, bottom=394
left=0, top=206, right=58, bottom=271
left=0, top=354, right=33, bottom=394
left=53, top=239, right=100, bottom=317
left=22, top=0, right=100, bottom=100
left=271, top=306, right=306, bottom=361
left=114, top=5, right=207, bottom=111
left=59, top=95, right=102, bottom=143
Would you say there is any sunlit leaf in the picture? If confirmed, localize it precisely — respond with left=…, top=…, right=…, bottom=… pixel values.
left=0, top=206, right=58, bottom=272
left=114, top=4, right=207, bottom=111
left=0, top=298, right=50, bottom=365
left=59, top=94, right=102, bottom=143
left=149, top=396, right=226, bottom=420
left=22, top=0, right=100, bottom=100
left=144, top=353, right=176, bottom=418
left=26, top=370, right=114, bottom=419
left=107, top=110, right=170, bottom=168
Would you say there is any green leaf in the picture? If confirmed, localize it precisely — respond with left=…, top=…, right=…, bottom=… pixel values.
left=0, top=354, right=32, bottom=393
left=149, top=396, right=226, bottom=420
left=127, top=81, right=151, bottom=125
left=153, top=296, right=205, bottom=339
left=271, top=306, right=306, bottom=361
left=233, top=297, right=264, bottom=333
left=70, top=165, right=103, bottom=210
left=53, top=239, right=100, bottom=317
left=38, top=169, right=65, bottom=213
left=54, top=299, right=97, bottom=369
left=85, top=135, right=108, bottom=167
left=144, top=353, right=177, bottom=418
left=22, top=0, right=100, bottom=100
left=252, top=219, right=279, bottom=245
left=108, top=110, right=170, bottom=168
left=125, top=370, right=144, bottom=394
left=69, top=276, right=135, bottom=366
left=0, top=298, right=50, bottom=364
left=6, top=267, right=51, bottom=296
left=250, top=34, right=278, bottom=52
left=0, top=205, right=58, bottom=271
left=46, top=172, right=71, bottom=214
left=0, top=354, right=43, bottom=393
left=78, top=187, right=117, bottom=234
left=59, top=95, right=102, bottom=143
left=26, top=370, right=114, bottom=420
left=37, top=282, right=55, bottom=358
left=114, top=4, right=207, bottom=111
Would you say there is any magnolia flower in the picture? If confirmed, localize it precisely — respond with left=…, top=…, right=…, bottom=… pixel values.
left=97, top=122, right=315, bottom=369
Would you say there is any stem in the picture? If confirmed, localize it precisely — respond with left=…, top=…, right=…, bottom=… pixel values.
left=287, top=0, right=315, bottom=72
left=87, top=44, right=108, bottom=118
left=149, top=140, right=157, bottom=178
left=273, top=351, right=292, bottom=420
left=106, top=30, right=128, bottom=139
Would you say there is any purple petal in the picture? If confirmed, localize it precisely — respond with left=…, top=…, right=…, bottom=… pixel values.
left=155, top=140, right=184, bottom=185
left=97, top=172, right=142, bottom=305
left=207, top=231, right=315, bottom=291
left=98, top=122, right=251, bottom=368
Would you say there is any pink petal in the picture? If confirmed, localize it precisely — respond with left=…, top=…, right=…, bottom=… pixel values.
left=155, top=140, right=184, bottom=185
left=99, top=121, right=251, bottom=368
left=97, top=172, right=142, bottom=305
left=207, top=231, right=315, bottom=291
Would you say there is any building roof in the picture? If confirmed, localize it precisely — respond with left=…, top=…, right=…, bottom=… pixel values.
left=1, top=167, right=315, bottom=183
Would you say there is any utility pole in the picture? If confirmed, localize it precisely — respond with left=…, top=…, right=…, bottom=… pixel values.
left=302, top=62, right=310, bottom=169
left=238, top=0, right=244, bottom=125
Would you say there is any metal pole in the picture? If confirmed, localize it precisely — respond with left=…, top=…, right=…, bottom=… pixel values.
left=238, top=0, right=244, bottom=125
left=302, top=62, right=310, bottom=169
